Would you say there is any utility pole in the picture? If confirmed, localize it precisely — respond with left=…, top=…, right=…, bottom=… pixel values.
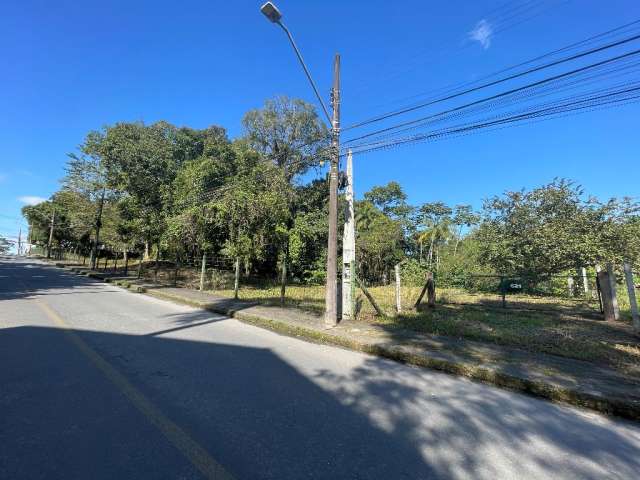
left=17, top=228, right=22, bottom=256
left=325, top=54, right=340, bottom=327
left=342, top=149, right=356, bottom=321
left=259, top=2, right=341, bottom=326
left=47, top=208, right=55, bottom=259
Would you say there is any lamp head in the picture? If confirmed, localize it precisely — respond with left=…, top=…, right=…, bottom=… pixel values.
left=260, top=2, right=282, bottom=23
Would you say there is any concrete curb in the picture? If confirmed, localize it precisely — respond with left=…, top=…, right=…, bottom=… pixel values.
left=49, top=262, right=640, bottom=421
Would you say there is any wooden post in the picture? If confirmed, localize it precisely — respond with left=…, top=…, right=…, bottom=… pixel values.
left=607, top=263, right=620, bottom=320
left=114, top=254, right=118, bottom=273
left=415, top=272, right=436, bottom=309
left=355, top=276, right=385, bottom=317
left=427, top=272, right=436, bottom=308
left=623, top=262, right=639, bottom=332
left=597, top=269, right=619, bottom=321
left=199, top=251, right=207, bottom=291
left=154, top=246, right=160, bottom=283
left=394, top=263, right=402, bottom=314
left=234, top=257, right=240, bottom=300
left=173, top=256, right=179, bottom=287
left=279, top=257, right=287, bottom=307
left=124, top=250, right=129, bottom=276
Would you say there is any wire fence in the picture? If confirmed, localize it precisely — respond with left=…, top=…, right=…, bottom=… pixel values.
left=48, top=248, right=640, bottom=321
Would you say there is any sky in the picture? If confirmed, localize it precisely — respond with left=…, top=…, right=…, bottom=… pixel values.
left=1, top=0, right=639, bottom=249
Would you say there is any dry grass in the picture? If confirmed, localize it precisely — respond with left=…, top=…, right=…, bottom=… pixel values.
left=130, top=263, right=639, bottom=376
left=208, top=282, right=640, bottom=376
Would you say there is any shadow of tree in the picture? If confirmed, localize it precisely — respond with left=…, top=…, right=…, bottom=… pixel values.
left=312, top=356, right=640, bottom=479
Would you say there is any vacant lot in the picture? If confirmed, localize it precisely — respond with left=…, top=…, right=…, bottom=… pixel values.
left=206, top=282, right=640, bottom=377
left=75, top=260, right=640, bottom=377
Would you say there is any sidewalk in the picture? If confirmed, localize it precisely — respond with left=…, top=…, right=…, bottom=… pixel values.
left=54, top=262, right=640, bottom=421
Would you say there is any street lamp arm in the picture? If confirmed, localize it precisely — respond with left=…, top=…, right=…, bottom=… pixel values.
left=276, top=21, right=332, bottom=126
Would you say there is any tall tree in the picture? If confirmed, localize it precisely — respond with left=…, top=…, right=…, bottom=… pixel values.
left=63, top=130, right=109, bottom=268
left=242, top=96, right=329, bottom=181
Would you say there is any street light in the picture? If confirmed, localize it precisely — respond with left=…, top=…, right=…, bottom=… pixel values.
left=259, top=2, right=331, bottom=125
left=260, top=1, right=341, bottom=327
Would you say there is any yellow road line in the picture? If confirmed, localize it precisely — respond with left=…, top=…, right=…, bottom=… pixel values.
left=35, top=300, right=235, bottom=480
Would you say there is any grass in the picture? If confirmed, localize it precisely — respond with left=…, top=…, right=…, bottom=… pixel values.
left=206, top=282, right=640, bottom=376
left=86, top=260, right=639, bottom=376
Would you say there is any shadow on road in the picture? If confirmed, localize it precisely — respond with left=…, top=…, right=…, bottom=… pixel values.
left=0, top=325, right=433, bottom=479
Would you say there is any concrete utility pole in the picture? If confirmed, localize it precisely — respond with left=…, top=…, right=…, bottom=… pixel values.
left=324, top=54, right=341, bottom=327
left=47, top=209, right=55, bottom=259
left=342, top=149, right=356, bottom=320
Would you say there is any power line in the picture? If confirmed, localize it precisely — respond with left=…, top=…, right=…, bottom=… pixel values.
left=345, top=31, right=640, bottom=132
left=345, top=58, right=640, bottom=147
left=347, top=86, right=640, bottom=156
left=348, top=0, right=568, bottom=99
left=343, top=47, right=640, bottom=145
left=364, top=19, right=640, bottom=115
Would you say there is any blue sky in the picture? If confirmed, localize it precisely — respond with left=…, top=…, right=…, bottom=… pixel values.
left=1, top=0, right=639, bottom=247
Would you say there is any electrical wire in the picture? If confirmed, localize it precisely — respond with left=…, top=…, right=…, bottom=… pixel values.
left=344, top=32, right=640, bottom=132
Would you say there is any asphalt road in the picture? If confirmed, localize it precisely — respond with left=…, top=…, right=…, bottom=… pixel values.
left=2, top=256, right=640, bottom=480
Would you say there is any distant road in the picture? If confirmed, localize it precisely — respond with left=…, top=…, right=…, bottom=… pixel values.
left=1, top=257, right=639, bottom=479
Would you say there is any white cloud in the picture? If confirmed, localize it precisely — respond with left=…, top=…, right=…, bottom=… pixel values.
left=469, top=19, right=493, bottom=50
left=18, top=196, right=47, bottom=206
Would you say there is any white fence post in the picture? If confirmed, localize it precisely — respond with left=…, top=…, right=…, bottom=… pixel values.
left=395, top=263, right=402, bottom=314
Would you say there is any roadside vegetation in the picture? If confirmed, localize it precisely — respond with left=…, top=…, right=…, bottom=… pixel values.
left=23, top=95, right=640, bottom=373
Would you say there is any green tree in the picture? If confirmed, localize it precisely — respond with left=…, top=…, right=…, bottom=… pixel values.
left=242, top=96, right=329, bottom=181
left=0, top=235, right=12, bottom=254
left=476, top=179, right=640, bottom=277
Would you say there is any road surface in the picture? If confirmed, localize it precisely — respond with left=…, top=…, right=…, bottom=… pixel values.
left=1, top=256, right=639, bottom=479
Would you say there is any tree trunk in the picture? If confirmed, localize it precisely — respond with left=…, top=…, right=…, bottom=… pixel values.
left=90, top=189, right=105, bottom=269
left=123, top=250, right=129, bottom=276
left=427, top=233, right=435, bottom=267
left=454, top=226, right=462, bottom=255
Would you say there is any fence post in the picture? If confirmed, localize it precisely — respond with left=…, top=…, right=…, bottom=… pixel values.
left=234, top=257, right=240, bottom=300
left=124, top=250, right=129, bottom=276
left=279, top=257, right=287, bottom=307
left=199, top=251, right=207, bottom=291
left=607, top=263, right=620, bottom=320
left=623, top=262, right=639, bottom=332
left=597, top=268, right=619, bottom=321
left=567, top=276, right=575, bottom=297
left=500, top=276, right=506, bottom=308
left=580, top=267, right=589, bottom=295
left=394, top=263, right=402, bottom=314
